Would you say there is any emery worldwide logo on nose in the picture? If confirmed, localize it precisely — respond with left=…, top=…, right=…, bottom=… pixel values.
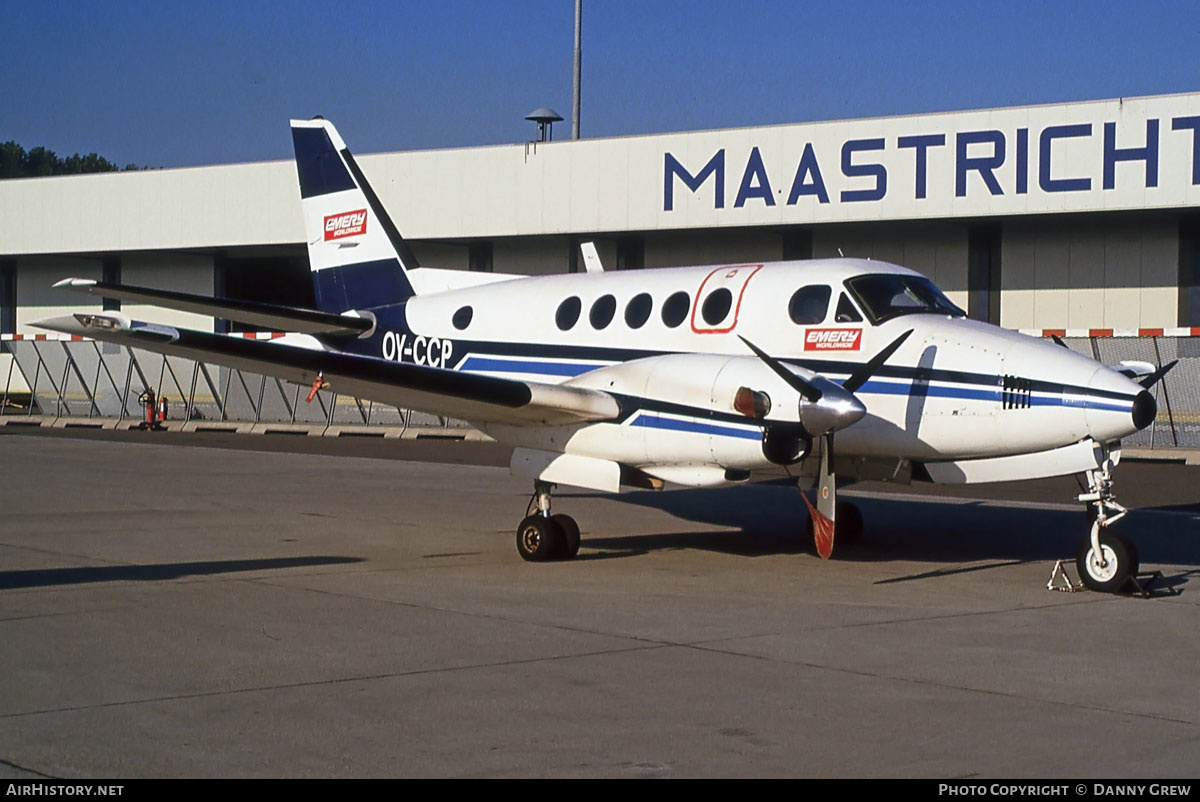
left=804, top=328, right=862, bottom=351
left=323, top=209, right=368, bottom=241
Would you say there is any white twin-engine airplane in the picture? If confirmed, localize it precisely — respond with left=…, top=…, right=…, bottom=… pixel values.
left=37, top=118, right=1173, bottom=593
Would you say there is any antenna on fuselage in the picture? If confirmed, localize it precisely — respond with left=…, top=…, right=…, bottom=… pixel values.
left=837, top=248, right=844, bottom=257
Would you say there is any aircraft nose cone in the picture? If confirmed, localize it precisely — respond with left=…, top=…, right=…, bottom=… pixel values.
left=1084, top=366, right=1156, bottom=442
left=1131, top=390, right=1156, bottom=431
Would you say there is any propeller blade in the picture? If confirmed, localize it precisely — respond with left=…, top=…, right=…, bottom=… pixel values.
left=1139, top=360, right=1177, bottom=389
left=738, top=336, right=822, bottom=402
left=801, top=492, right=835, bottom=560
left=842, top=329, right=914, bottom=394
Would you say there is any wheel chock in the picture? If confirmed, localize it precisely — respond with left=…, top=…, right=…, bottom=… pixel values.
left=1046, top=560, right=1083, bottom=592
left=1124, top=570, right=1179, bottom=598
left=1048, top=562, right=1179, bottom=597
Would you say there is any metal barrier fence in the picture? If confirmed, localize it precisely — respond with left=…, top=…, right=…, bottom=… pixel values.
left=2, top=333, right=1198, bottom=448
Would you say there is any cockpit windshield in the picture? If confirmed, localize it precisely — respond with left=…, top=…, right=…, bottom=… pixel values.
left=844, top=274, right=965, bottom=325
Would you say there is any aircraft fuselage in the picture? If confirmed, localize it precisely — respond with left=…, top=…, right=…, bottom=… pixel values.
left=334, top=257, right=1151, bottom=471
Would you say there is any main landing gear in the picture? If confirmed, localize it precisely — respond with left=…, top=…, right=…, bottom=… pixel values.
left=1075, top=458, right=1138, bottom=593
left=516, top=481, right=581, bottom=562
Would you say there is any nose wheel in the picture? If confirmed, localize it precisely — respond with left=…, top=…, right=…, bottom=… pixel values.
left=515, top=481, right=581, bottom=562
left=1076, top=529, right=1138, bottom=593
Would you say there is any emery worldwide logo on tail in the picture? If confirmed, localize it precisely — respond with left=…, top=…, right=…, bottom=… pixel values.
left=324, top=209, right=368, bottom=241
left=805, top=328, right=862, bottom=351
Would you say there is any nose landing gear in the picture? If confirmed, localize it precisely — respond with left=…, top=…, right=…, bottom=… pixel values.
left=1075, top=459, right=1138, bottom=593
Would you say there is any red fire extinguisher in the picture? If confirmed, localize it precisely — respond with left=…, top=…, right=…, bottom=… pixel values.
left=137, top=390, right=164, bottom=431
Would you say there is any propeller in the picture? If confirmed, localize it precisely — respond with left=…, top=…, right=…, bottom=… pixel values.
left=739, top=328, right=915, bottom=560
left=737, top=335, right=863, bottom=436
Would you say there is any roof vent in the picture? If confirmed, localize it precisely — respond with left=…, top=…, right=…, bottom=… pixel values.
left=525, top=108, right=563, bottom=142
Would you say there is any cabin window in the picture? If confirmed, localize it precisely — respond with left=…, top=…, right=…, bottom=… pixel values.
left=625, top=293, right=652, bottom=329
left=556, top=296, right=582, bottom=330
left=701, top=288, right=733, bottom=326
left=835, top=293, right=863, bottom=323
left=590, top=294, right=617, bottom=329
left=661, top=291, right=690, bottom=328
left=787, top=285, right=831, bottom=325
left=452, top=306, right=473, bottom=330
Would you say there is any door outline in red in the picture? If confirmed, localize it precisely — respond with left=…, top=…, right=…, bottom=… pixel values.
left=689, top=264, right=763, bottom=334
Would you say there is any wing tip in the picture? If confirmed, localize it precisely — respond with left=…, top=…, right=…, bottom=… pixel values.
left=53, top=277, right=96, bottom=289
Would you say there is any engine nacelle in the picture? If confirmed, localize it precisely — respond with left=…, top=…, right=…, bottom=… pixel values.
left=565, top=353, right=814, bottom=473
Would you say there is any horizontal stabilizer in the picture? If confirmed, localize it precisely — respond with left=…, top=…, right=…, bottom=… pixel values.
left=53, top=278, right=374, bottom=337
left=32, top=313, right=619, bottom=426
left=1112, top=360, right=1156, bottom=380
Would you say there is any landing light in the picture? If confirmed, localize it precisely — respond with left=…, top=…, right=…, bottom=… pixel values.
left=74, top=314, right=119, bottom=331
left=734, top=387, right=772, bottom=418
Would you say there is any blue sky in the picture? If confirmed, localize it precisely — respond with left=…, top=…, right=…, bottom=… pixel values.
left=2, top=0, right=1196, bottom=168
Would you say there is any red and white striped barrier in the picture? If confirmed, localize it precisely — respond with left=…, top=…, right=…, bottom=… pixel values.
left=1016, top=328, right=1200, bottom=338
left=1, top=331, right=290, bottom=342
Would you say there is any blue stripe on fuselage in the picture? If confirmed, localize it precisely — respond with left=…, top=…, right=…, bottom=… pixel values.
left=450, top=352, right=1135, bottom=416
left=630, top=413, right=762, bottom=441
left=460, top=356, right=606, bottom=377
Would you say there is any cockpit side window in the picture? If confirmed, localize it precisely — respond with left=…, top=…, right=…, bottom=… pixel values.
left=788, top=285, right=832, bottom=325
left=835, top=293, right=863, bottom=323
left=845, top=274, right=965, bottom=324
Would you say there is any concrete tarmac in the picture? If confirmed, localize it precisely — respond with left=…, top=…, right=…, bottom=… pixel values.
left=0, top=430, right=1197, bottom=778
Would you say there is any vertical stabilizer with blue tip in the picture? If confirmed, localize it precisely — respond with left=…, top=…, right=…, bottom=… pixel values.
left=290, top=118, right=420, bottom=315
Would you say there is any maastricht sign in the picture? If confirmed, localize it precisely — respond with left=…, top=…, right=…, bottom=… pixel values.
left=661, top=93, right=1200, bottom=225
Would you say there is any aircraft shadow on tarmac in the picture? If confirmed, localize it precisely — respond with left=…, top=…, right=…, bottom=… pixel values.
left=562, top=483, right=1200, bottom=580
left=0, top=556, right=363, bottom=591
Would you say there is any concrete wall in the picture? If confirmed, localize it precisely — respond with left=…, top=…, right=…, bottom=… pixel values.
left=410, top=242, right=470, bottom=272
left=1000, top=215, right=1178, bottom=329
left=0, top=161, right=302, bottom=256
left=122, top=252, right=215, bottom=330
left=3, top=93, right=1198, bottom=256
left=643, top=229, right=783, bottom=268
left=493, top=236, right=573, bottom=275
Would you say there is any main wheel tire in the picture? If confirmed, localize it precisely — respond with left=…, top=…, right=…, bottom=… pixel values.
left=550, top=514, right=580, bottom=558
left=516, top=515, right=563, bottom=562
left=1076, top=530, right=1139, bottom=593
left=835, top=501, right=864, bottom=545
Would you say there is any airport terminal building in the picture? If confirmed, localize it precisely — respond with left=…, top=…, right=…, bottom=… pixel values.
left=2, top=91, right=1199, bottom=342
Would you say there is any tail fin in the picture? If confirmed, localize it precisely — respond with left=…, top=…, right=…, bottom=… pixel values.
left=290, top=118, right=419, bottom=314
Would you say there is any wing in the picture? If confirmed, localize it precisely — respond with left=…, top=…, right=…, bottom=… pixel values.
left=32, top=312, right=619, bottom=426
